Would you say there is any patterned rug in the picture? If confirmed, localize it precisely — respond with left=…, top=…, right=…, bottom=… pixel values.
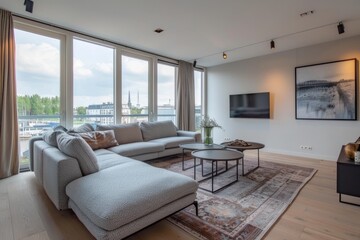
left=153, top=157, right=316, bottom=240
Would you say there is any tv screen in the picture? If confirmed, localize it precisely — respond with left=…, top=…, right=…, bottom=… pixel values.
left=230, top=92, right=270, bottom=118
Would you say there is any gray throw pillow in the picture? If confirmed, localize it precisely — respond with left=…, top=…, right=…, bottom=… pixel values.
left=96, top=122, right=143, bottom=144
left=140, top=120, right=177, bottom=141
left=67, top=123, right=95, bottom=133
left=56, top=132, right=99, bottom=175
left=42, top=130, right=64, bottom=147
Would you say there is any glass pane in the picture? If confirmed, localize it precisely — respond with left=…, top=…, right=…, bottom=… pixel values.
left=157, top=63, right=176, bottom=123
left=121, top=55, right=149, bottom=123
left=194, top=70, right=203, bottom=131
left=15, top=29, right=61, bottom=170
left=73, top=39, right=114, bottom=127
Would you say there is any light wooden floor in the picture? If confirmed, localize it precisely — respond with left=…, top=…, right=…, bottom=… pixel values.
left=1, top=151, right=360, bottom=240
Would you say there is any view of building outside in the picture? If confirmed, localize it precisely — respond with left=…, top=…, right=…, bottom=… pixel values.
left=121, top=55, right=149, bottom=123
left=73, top=39, right=115, bottom=126
left=15, top=29, right=61, bottom=169
left=157, top=63, right=176, bottom=123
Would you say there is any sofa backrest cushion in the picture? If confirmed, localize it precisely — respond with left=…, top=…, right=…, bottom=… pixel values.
left=42, top=130, right=65, bottom=147
left=67, top=123, right=94, bottom=133
left=74, top=130, right=119, bottom=150
left=56, top=132, right=99, bottom=175
left=140, top=120, right=177, bottom=141
left=96, top=123, right=143, bottom=144
left=54, top=125, right=68, bottom=132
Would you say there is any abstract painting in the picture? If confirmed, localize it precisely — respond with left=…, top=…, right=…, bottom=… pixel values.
left=295, top=58, right=357, bottom=120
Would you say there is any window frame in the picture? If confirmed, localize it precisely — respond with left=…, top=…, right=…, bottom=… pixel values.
left=120, top=51, right=154, bottom=123
left=156, top=61, right=178, bottom=123
left=14, top=20, right=67, bottom=127
left=13, top=17, right=206, bottom=130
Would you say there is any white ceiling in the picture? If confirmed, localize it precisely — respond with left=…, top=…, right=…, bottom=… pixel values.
left=1, top=0, right=360, bottom=67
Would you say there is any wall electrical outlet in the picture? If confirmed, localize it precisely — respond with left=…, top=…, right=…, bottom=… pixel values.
left=300, top=145, right=312, bottom=150
left=224, top=137, right=231, bottom=141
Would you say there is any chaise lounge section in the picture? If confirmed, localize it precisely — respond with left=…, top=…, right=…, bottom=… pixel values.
left=29, top=120, right=200, bottom=240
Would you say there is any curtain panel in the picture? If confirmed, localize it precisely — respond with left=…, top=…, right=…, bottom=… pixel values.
left=0, top=9, right=19, bottom=178
left=176, top=61, right=195, bottom=131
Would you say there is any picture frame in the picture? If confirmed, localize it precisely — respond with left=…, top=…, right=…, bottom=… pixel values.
left=295, top=58, right=357, bottom=120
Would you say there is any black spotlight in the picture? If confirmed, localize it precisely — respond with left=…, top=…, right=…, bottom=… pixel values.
left=337, top=22, right=345, bottom=34
left=270, top=40, right=275, bottom=49
left=193, top=60, right=197, bottom=68
left=24, top=0, right=34, bottom=13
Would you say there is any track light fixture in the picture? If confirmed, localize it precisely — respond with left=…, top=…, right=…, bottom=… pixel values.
left=193, top=20, right=346, bottom=62
left=337, top=21, right=345, bottom=34
left=24, top=0, right=34, bottom=13
left=270, top=40, right=275, bottom=49
left=223, top=52, right=227, bottom=59
left=193, top=60, right=197, bottom=68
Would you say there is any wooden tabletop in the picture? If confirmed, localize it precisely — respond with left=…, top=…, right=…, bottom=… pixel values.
left=221, top=141, right=265, bottom=151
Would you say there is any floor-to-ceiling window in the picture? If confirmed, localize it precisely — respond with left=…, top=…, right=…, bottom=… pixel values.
left=194, top=70, right=204, bottom=131
left=73, top=39, right=115, bottom=126
left=121, top=54, right=151, bottom=123
left=13, top=19, right=205, bottom=170
left=14, top=28, right=63, bottom=170
left=157, top=62, right=176, bottom=123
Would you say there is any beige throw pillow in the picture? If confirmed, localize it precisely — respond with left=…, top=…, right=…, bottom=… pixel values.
left=76, top=130, right=119, bottom=150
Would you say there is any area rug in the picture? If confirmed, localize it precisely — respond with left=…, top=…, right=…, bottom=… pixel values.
left=154, top=157, right=317, bottom=240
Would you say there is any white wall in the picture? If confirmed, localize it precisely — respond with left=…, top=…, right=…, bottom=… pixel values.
left=207, top=35, right=360, bottom=161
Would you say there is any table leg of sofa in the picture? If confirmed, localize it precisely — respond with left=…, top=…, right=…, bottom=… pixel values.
left=193, top=200, right=199, bottom=216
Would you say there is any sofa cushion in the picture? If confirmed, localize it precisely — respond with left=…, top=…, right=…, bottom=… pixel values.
left=66, top=162, right=198, bottom=231
left=68, top=123, right=95, bottom=133
left=140, top=120, right=177, bottom=141
left=42, top=130, right=64, bottom=147
left=54, top=125, right=68, bottom=132
left=107, top=142, right=164, bottom=157
left=149, top=136, right=195, bottom=149
left=74, top=130, right=119, bottom=150
left=96, top=123, right=143, bottom=144
left=93, top=149, right=133, bottom=170
left=56, top=132, right=99, bottom=175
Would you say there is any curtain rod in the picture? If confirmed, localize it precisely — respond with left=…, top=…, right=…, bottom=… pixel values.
left=12, top=13, right=179, bottom=63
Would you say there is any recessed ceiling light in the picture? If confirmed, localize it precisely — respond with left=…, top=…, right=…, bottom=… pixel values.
left=154, top=28, right=164, bottom=33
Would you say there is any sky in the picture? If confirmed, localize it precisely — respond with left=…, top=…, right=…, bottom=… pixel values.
left=14, top=29, right=181, bottom=108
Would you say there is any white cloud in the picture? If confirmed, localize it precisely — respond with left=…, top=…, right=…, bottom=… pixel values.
left=122, top=56, right=148, bottom=75
left=96, top=63, right=113, bottom=74
left=16, top=43, right=60, bottom=77
left=158, top=64, right=175, bottom=77
left=74, top=59, right=93, bottom=78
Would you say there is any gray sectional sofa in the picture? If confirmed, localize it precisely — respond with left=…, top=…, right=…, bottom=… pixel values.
left=29, top=120, right=201, bottom=240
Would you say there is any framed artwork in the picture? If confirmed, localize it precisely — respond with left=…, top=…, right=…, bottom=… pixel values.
left=295, top=58, right=357, bottom=120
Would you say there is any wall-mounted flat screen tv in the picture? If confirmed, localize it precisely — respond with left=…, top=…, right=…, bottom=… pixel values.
left=230, top=92, right=270, bottom=118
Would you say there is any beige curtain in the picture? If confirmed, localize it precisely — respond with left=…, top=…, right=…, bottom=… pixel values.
left=176, top=61, right=195, bottom=131
left=0, top=9, right=19, bottom=179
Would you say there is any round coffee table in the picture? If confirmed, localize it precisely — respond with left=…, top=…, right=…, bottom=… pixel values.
left=191, top=149, right=243, bottom=193
left=222, top=141, right=265, bottom=176
left=179, top=143, right=225, bottom=170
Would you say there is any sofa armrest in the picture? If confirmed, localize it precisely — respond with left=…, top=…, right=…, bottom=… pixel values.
left=29, top=136, right=43, bottom=171
left=177, top=130, right=202, bottom=143
left=42, top=148, right=83, bottom=210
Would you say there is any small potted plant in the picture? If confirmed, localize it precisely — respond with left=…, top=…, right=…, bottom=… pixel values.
left=200, top=116, right=222, bottom=145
